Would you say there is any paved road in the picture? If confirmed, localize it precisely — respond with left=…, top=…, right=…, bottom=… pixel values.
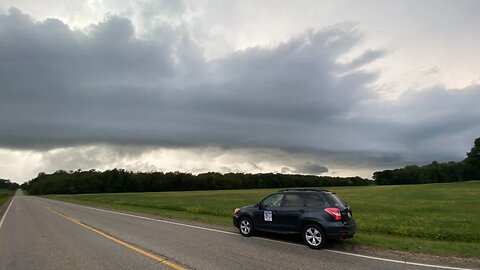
left=0, top=191, right=474, bottom=270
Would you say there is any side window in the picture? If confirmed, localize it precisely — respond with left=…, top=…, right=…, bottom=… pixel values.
left=281, top=193, right=305, bottom=207
left=261, top=193, right=283, bottom=207
left=305, top=193, right=326, bottom=207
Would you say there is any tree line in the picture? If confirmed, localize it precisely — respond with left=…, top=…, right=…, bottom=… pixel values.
left=20, top=171, right=372, bottom=195
left=374, top=137, right=480, bottom=185
left=0, top=179, right=19, bottom=190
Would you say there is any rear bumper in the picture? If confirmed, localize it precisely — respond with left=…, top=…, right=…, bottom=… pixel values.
left=324, top=220, right=356, bottom=239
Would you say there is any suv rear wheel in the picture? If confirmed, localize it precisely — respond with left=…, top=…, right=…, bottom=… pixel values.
left=239, top=217, right=254, bottom=237
left=303, top=224, right=326, bottom=249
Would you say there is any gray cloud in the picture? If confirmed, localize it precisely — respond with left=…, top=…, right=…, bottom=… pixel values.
left=0, top=8, right=479, bottom=178
left=0, top=9, right=374, bottom=148
left=340, top=49, right=386, bottom=71
left=295, top=162, right=329, bottom=175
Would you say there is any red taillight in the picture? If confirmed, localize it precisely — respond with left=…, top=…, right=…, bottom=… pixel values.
left=324, top=208, right=342, bottom=221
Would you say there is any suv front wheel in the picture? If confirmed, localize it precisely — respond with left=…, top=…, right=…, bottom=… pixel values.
left=303, top=224, right=326, bottom=249
left=239, top=217, right=254, bottom=237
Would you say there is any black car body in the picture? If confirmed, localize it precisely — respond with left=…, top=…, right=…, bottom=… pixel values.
left=233, top=189, right=356, bottom=249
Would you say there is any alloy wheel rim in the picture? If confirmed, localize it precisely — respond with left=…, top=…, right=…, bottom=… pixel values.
left=305, top=227, right=322, bottom=246
left=240, top=220, right=251, bottom=234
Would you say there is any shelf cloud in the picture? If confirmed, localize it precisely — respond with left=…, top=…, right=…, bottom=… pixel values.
left=0, top=6, right=479, bottom=182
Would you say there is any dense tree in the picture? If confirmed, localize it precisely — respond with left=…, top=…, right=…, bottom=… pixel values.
left=462, top=137, right=480, bottom=180
left=0, top=179, right=19, bottom=190
left=21, top=170, right=372, bottom=195
left=374, top=137, right=479, bottom=185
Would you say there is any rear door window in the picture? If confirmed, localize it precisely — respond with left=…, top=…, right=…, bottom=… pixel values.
left=281, top=193, right=305, bottom=207
left=305, top=193, right=326, bottom=207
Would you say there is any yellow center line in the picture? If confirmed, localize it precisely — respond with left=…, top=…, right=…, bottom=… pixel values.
left=45, top=207, right=187, bottom=270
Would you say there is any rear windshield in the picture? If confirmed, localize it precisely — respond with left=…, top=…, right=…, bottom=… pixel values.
left=326, top=193, right=347, bottom=208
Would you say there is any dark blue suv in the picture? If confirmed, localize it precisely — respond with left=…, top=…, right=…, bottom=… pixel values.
left=233, top=189, right=356, bottom=249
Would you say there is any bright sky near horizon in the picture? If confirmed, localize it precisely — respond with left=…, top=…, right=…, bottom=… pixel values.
left=0, top=0, right=479, bottom=183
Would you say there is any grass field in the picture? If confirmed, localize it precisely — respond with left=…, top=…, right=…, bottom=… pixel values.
left=45, top=181, right=480, bottom=257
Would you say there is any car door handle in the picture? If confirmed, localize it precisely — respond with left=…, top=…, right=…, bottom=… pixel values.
left=299, top=209, right=305, bottom=213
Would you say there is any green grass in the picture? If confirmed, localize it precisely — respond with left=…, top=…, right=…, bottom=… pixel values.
left=45, top=181, right=480, bottom=257
left=0, top=189, right=14, bottom=207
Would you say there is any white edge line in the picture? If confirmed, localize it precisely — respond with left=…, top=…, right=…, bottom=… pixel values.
left=324, top=250, right=477, bottom=270
left=37, top=197, right=476, bottom=270
left=0, top=196, right=14, bottom=230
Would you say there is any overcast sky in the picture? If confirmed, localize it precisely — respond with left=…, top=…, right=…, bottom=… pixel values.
left=1, top=0, right=479, bottom=183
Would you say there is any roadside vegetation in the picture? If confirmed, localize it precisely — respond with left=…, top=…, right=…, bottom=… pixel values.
left=0, top=179, right=19, bottom=190
left=0, top=179, right=18, bottom=208
left=0, top=189, right=14, bottom=207
left=46, top=181, right=480, bottom=257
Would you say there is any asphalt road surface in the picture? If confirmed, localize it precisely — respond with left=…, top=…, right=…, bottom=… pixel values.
left=0, top=191, right=474, bottom=270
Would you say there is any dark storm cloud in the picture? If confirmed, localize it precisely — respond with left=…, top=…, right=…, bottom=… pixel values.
left=1, top=8, right=479, bottom=172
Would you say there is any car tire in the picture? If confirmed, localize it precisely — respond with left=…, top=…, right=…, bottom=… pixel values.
left=238, top=217, right=254, bottom=237
left=303, top=224, right=326, bottom=249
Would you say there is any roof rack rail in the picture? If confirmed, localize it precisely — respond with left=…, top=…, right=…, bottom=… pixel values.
left=278, top=188, right=330, bottom=192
